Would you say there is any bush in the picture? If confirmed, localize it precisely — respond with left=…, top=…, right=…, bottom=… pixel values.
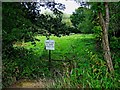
left=2, top=47, right=50, bottom=87
left=110, top=36, right=120, bottom=50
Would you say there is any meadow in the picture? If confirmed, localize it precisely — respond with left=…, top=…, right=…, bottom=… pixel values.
left=24, top=34, right=95, bottom=60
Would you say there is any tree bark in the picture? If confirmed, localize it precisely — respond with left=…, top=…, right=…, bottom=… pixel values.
left=98, top=2, right=114, bottom=72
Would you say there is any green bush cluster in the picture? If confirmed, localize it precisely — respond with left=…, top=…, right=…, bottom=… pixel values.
left=2, top=47, right=50, bottom=87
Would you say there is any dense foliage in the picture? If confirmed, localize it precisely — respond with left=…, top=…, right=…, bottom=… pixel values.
left=109, top=2, right=120, bottom=75
left=109, top=2, right=120, bottom=37
left=35, top=12, right=71, bottom=36
left=70, top=7, right=94, bottom=34
left=2, top=3, right=38, bottom=58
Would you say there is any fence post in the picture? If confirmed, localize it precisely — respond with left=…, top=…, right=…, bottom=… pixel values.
left=46, top=35, right=51, bottom=71
left=48, top=50, right=51, bottom=71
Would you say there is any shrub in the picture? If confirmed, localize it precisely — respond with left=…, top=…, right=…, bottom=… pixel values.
left=2, top=47, right=50, bottom=87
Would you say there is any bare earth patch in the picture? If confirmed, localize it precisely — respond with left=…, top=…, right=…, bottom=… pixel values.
left=9, top=78, right=55, bottom=88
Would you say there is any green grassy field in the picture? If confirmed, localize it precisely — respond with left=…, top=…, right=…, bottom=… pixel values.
left=23, top=34, right=95, bottom=61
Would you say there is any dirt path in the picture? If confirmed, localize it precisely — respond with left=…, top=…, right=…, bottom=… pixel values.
left=9, top=78, right=55, bottom=88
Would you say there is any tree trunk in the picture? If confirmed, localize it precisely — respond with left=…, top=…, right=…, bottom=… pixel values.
left=98, top=2, right=114, bottom=72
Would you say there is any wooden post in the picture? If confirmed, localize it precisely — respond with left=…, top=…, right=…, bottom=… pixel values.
left=48, top=50, right=51, bottom=71
left=46, top=35, right=51, bottom=71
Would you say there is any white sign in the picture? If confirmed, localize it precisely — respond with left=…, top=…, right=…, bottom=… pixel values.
left=45, top=40, right=55, bottom=50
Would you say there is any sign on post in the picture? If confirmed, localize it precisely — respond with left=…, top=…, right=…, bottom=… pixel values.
left=45, top=40, right=55, bottom=50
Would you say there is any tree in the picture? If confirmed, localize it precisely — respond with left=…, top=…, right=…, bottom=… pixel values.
left=92, top=2, right=114, bottom=72
left=2, top=2, right=37, bottom=58
left=70, top=7, right=94, bottom=34
left=21, top=2, right=65, bottom=23
left=96, top=2, right=114, bottom=72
